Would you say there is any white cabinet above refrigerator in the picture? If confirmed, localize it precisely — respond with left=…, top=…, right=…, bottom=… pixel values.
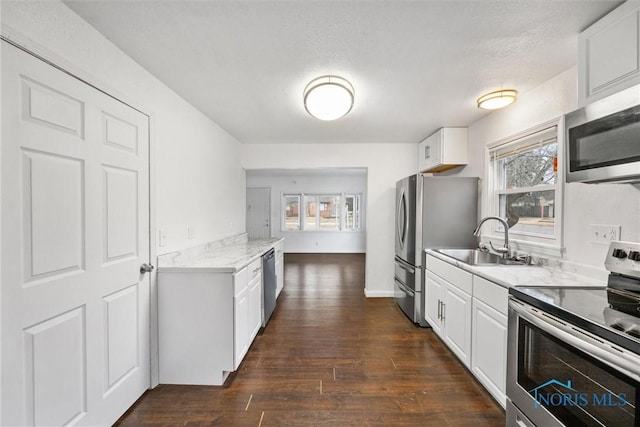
left=418, top=127, right=468, bottom=173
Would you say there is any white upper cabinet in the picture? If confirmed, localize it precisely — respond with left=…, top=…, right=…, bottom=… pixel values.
left=418, top=127, right=468, bottom=173
left=578, top=0, right=640, bottom=106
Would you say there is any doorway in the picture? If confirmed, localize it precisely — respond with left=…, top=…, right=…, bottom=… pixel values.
left=247, top=187, right=271, bottom=239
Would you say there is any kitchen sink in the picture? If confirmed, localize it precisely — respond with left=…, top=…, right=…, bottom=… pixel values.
left=433, top=249, right=527, bottom=266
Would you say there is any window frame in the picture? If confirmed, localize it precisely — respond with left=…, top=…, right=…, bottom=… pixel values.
left=484, top=118, right=565, bottom=257
left=343, top=194, right=361, bottom=231
left=281, top=192, right=362, bottom=232
left=282, top=194, right=301, bottom=231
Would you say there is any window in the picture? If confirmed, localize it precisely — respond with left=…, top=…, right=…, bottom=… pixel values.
left=283, top=193, right=361, bottom=231
left=344, top=194, right=361, bottom=231
left=283, top=195, right=300, bottom=231
left=489, top=125, right=560, bottom=242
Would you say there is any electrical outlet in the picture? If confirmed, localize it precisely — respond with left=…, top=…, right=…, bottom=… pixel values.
left=158, top=229, right=167, bottom=247
left=187, top=226, right=196, bottom=240
left=590, top=224, right=621, bottom=244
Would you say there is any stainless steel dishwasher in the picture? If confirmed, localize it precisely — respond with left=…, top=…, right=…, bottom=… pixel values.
left=262, top=248, right=277, bottom=327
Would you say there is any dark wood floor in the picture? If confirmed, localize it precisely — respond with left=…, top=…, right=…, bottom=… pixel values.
left=116, top=253, right=505, bottom=426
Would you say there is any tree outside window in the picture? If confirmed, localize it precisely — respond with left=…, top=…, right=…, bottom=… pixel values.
left=492, top=127, right=558, bottom=238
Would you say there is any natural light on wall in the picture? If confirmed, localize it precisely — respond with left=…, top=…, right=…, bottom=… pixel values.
left=303, top=75, right=355, bottom=120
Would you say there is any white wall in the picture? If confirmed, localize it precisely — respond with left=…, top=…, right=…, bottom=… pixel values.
left=246, top=170, right=367, bottom=253
left=1, top=0, right=246, bottom=256
left=1, top=0, right=246, bottom=391
left=242, top=143, right=417, bottom=296
left=458, top=66, right=640, bottom=270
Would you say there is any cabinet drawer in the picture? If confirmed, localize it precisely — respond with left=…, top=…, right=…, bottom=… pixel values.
left=473, top=275, right=508, bottom=315
left=274, top=240, right=284, bottom=255
left=426, top=255, right=472, bottom=294
left=394, top=258, right=417, bottom=289
left=234, top=266, right=248, bottom=296
left=248, top=258, right=262, bottom=281
left=249, top=271, right=262, bottom=288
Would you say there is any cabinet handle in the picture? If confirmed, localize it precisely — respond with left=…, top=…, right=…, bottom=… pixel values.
left=425, top=145, right=431, bottom=160
left=441, top=302, right=445, bottom=321
left=437, top=300, right=442, bottom=320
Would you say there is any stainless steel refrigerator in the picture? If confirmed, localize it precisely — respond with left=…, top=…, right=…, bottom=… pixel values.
left=394, top=175, right=478, bottom=326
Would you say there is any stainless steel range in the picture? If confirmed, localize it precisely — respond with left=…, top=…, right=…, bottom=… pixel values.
left=506, top=241, right=640, bottom=427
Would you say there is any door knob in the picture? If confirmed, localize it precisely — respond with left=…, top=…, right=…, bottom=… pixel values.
left=140, top=263, right=155, bottom=274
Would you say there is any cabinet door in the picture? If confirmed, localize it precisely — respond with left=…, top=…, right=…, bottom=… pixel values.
left=275, top=256, right=284, bottom=298
left=248, top=274, right=262, bottom=342
left=578, top=1, right=640, bottom=105
left=275, top=258, right=283, bottom=297
left=234, top=287, right=249, bottom=369
left=418, top=131, right=441, bottom=172
left=472, top=298, right=507, bottom=408
left=442, top=282, right=472, bottom=368
left=424, top=272, right=443, bottom=337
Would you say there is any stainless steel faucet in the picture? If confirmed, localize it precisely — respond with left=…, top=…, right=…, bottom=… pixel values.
left=473, top=216, right=510, bottom=257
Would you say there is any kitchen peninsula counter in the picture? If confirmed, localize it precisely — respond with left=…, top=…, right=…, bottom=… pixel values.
left=158, top=235, right=283, bottom=273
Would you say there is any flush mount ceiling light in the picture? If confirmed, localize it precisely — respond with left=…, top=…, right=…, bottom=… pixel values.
left=303, top=75, right=354, bottom=121
left=477, top=89, right=518, bottom=110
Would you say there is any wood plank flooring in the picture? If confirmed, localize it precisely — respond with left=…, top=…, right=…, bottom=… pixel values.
left=116, top=253, right=505, bottom=426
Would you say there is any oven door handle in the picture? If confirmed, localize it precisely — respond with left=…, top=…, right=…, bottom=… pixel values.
left=510, top=299, right=640, bottom=383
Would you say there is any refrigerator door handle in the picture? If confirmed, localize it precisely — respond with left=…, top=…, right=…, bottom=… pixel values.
left=394, top=278, right=415, bottom=297
left=394, top=256, right=415, bottom=272
left=397, top=188, right=408, bottom=250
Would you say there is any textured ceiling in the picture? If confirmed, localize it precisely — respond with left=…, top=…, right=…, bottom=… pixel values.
left=63, top=0, right=622, bottom=144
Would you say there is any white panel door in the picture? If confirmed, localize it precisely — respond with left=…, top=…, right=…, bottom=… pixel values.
left=246, top=187, right=271, bottom=239
left=1, top=42, right=150, bottom=426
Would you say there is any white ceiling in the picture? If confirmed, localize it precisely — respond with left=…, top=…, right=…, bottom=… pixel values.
left=63, top=0, right=621, bottom=145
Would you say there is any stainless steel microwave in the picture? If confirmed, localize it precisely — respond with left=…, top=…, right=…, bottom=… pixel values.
left=565, top=85, right=640, bottom=184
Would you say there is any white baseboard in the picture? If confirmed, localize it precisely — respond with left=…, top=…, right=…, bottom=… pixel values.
left=364, top=289, right=394, bottom=298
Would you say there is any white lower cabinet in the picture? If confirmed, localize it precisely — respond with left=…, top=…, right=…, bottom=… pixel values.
left=442, top=282, right=473, bottom=368
left=159, top=257, right=263, bottom=385
left=425, top=271, right=444, bottom=336
left=234, top=258, right=264, bottom=369
left=425, top=269, right=472, bottom=368
left=275, top=240, right=284, bottom=298
left=248, top=267, right=263, bottom=342
left=233, top=277, right=249, bottom=369
left=425, top=255, right=508, bottom=408
left=471, top=297, right=507, bottom=408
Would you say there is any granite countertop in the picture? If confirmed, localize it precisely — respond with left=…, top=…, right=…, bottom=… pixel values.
left=425, top=249, right=607, bottom=289
left=158, top=237, right=283, bottom=274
